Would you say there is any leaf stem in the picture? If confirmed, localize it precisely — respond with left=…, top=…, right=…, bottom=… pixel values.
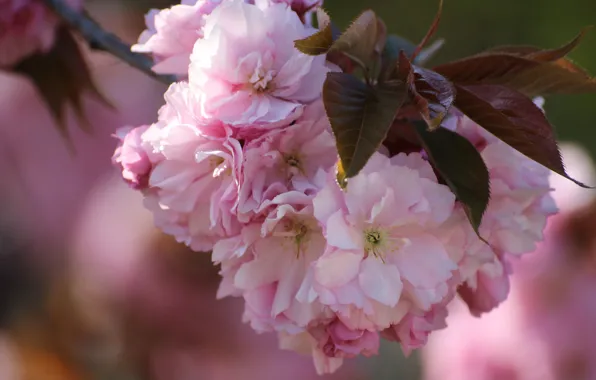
left=44, top=0, right=176, bottom=85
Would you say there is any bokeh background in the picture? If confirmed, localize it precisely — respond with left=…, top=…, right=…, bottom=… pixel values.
left=1, top=0, right=596, bottom=379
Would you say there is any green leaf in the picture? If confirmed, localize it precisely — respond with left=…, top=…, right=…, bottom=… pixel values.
left=454, top=84, right=590, bottom=187
left=413, top=121, right=490, bottom=233
left=294, top=8, right=335, bottom=55
left=323, top=72, right=408, bottom=182
left=13, top=26, right=113, bottom=149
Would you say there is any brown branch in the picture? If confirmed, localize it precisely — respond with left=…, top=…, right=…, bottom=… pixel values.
left=44, top=0, right=176, bottom=85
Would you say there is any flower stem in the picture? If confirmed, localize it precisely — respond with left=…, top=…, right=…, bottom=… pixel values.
left=44, top=0, right=176, bottom=85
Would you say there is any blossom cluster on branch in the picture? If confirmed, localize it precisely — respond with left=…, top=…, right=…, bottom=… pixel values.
left=109, top=0, right=589, bottom=373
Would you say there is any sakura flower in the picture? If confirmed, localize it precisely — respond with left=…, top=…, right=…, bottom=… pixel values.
left=237, top=101, right=336, bottom=221
left=479, top=142, right=557, bottom=255
left=112, top=125, right=152, bottom=190
left=0, top=0, right=81, bottom=67
left=457, top=256, right=511, bottom=316
left=445, top=103, right=557, bottom=257
left=278, top=318, right=378, bottom=375
left=139, top=83, right=243, bottom=251
left=302, top=152, right=458, bottom=331
left=381, top=302, right=449, bottom=355
left=257, top=0, right=322, bottom=24
left=229, top=202, right=331, bottom=333
left=279, top=331, right=344, bottom=375
left=132, top=0, right=223, bottom=76
left=310, top=318, right=380, bottom=359
left=189, top=0, right=330, bottom=126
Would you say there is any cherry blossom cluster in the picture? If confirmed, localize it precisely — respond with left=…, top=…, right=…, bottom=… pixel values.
left=113, top=0, right=556, bottom=373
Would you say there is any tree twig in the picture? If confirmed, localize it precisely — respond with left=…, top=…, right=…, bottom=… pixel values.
left=44, top=0, right=177, bottom=85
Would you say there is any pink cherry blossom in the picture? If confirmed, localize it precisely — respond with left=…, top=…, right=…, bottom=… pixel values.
left=218, top=201, right=332, bottom=334
left=113, top=125, right=152, bottom=190
left=135, top=82, right=243, bottom=251
left=132, top=0, right=223, bottom=75
left=310, top=318, right=380, bottom=359
left=457, top=256, right=511, bottom=316
left=188, top=0, right=330, bottom=126
left=237, top=101, right=336, bottom=222
left=279, top=331, right=344, bottom=374
left=257, top=0, right=322, bottom=24
left=445, top=105, right=557, bottom=257
left=301, top=152, right=457, bottom=331
left=0, top=0, right=81, bottom=67
left=480, top=142, right=557, bottom=255
left=381, top=302, right=449, bottom=355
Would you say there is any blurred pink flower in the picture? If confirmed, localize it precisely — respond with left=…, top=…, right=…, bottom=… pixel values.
left=0, top=0, right=81, bottom=67
left=0, top=336, right=19, bottom=380
left=188, top=0, right=330, bottom=126
left=422, top=142, right=596, bottom=380
left=70, top=175, right=367, bottom=380
left=0, top=33, right=164, bottom=252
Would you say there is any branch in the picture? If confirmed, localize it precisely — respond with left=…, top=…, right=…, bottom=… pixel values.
left=44, top=0, right=176, bottom=85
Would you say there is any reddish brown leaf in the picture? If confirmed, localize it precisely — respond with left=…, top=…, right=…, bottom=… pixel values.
left=488, top=27, right=591, bottom=63
left=486, top=28, right=593, bottom=77
left=433, top=53, right=540, bottom=84
left=486, top=44, right=591, bottom=76
left=332, top=10, right=379, bottom=68
left=411, top=0, right=443, bottom=62
left=14, top=26, right=113, bottom=147
left=295, top=8, right=335, bottom=55
left=454, top=84, right=589, bottom=187
left=528, top=27, right=591, bottom=61
left=378, top=35, right=445, bottom=82
left=323, top=72, right=408, bottom=182
left=411, top=66, right=455, bottom=129
left=397, top=51, right=455, bottom=130
left=434, top=52, right=596, bottom=96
